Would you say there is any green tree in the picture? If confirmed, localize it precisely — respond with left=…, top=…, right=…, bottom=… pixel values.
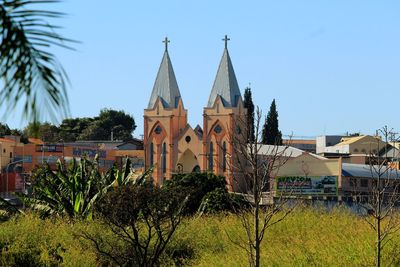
left=85, top=182, right=188, bottom=266
left=262, top=99, right=282, bottom=145
left=0, top=122, right=10, bottom=137
left=165, top=172, right=226, bottom=215
left=0, top=0, right=74, bottom=124
left=58, top=117, right=94, bottom=142
left=0, top=123, right=28, bottom=142
left=243, top=87, right=255, bottom=143
left=78, top=109, right=136, bottom=141
left=24, top=122, right=60, bottom=142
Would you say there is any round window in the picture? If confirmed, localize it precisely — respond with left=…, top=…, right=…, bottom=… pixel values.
left=185, top=135, right=191, bottom=143
left=154, top=125, right=162, bottom=134
left=214, top=124, right=222, bottom=134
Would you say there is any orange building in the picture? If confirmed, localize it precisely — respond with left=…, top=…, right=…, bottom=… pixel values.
left=144, top=37, right=247, bottom=191
left=0, top=138, right=144, bottom=193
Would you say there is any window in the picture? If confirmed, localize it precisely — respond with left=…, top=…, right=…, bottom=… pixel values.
left=214, top=125, right=222, bottom=134
left=222, top=142, right=227, bottom=172
left=150, top=143, right=154, bottom=166
left=162, top=142, right=167, bottom=174
left=353, top=149, right=359, bottom=153
left=154, top=125, right=162, bottom=134
left=361, top=179, right=368, bottom=187
left=209, top=142, right=214, bottom=171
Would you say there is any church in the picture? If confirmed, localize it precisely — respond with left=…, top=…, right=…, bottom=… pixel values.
left=143, top=36, right=247, bottom=191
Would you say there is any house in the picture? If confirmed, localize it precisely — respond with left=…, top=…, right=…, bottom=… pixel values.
left=273, top=153, right=400, bottom=202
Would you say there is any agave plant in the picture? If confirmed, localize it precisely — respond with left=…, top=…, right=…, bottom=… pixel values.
left=0, top=0, right=74, bottom=123
left=18, top=156, right=141, bottom=219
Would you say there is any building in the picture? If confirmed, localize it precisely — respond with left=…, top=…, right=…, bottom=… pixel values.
left=143, top=37, right=247, bottom=190
left=0, top=136, right=24, bottom=193
left=273, top=153, right=400, bottom=202
left=0, top=136, right=21, bottom=171
left=0, top=137, right=145, bottom=193
left=316, top=135, right=391, bottom=164
left=316, top=135, right=343, bottom=154
left=283, top=139, right=316, bottom=153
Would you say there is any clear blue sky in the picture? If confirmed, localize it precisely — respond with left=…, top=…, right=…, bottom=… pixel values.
left=3, top=1, right=400, bottom=138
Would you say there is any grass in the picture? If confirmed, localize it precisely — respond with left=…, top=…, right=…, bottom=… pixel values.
left=1, top=207, right=399, bottom=266
left=173, top=206, right=398, bottom=266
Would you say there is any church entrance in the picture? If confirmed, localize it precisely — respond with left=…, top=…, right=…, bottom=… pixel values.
left=176, top=149, right=200, bottom=174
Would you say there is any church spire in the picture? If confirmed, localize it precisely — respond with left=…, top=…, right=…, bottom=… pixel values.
left=207, top=35, right=242, bottom=108
left=148, top=37, right=182, bottom=109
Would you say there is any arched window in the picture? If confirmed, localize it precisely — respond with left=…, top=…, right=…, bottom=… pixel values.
left=222, top=142, right=227, bottom=172
left=162, top=142, right=167, bottom=174
left=150, top=142, right=154, bottom=166
left=209, top=142, right=214, bottom=171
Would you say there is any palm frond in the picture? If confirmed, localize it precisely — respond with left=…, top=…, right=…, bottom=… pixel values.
left=0, top=0, right=75, bottom=123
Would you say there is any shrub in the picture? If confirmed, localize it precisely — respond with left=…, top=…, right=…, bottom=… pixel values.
left=19, top=156, right=136, bottom=219
left=165, top=172, right=227, bottom=214
left=198, top=188, right=232, bottom=214
left=0, top=213, right=97, bottom=266
left=85, top=182, right=188, bottom=266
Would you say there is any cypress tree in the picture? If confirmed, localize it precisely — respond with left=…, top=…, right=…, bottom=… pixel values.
left=243, top=87, right=255, bottom=143
left=262, top=99, right=282, bottom=145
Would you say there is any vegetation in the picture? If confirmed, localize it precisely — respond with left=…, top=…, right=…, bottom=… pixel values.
left=1, top=207, right=400, bottom=266
left=262, top=99, right=282, bottom=145
left=243, top=87, right=255, bottom=143
left=231, top=107, right=293, bottom=267
left=84, top=181, right=188, bottom=266
left=0, top=122, right=28, bottom=142
left=165, top=172, right=229, bottom=215
left=23, top=108, right=137, bottom=142
left=0, top=0, right=73, bottom=123
left=351, top=126, right=400, bottom=267
left=19, top=156, right=136, bottom=219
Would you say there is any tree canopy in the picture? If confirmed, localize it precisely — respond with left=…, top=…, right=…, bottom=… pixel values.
left=262, top=99, right=282, bottom=145
left=243, top=87, right=255, bottom=143
left=78, top=109, right=136, bottom=141
left=20, top=108, right=136, bottom=142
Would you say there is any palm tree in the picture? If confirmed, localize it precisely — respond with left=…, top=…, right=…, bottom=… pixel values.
left=0, top=0, right=73, bottom=123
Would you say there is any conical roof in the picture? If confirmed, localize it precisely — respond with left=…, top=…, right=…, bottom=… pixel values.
left=207, top=48, right=241, bottom=108
left=148, top=50, right=181, bottom=109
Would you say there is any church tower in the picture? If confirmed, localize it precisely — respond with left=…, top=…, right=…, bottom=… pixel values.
left=203, top=35, right=247, bottom=191
left=144, top=38, right=187, bottom=184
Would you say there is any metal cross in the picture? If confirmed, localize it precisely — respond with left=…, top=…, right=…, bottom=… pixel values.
left=222, top=35, right=230, bottom=49
left=163, top=37, right=170, bottom=51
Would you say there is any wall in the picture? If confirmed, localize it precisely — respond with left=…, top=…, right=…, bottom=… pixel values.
left=316, top=136, right=343, bottom=154
left=0, top=140, right=18, bottom=170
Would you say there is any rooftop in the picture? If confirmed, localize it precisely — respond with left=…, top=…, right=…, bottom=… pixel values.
left=207, top=40, right=241, bottom=108
left=147, top=45, right=181, bottom=109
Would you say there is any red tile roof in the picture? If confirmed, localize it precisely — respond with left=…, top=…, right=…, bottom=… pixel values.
left=0, top=138, right=17, bottom=143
